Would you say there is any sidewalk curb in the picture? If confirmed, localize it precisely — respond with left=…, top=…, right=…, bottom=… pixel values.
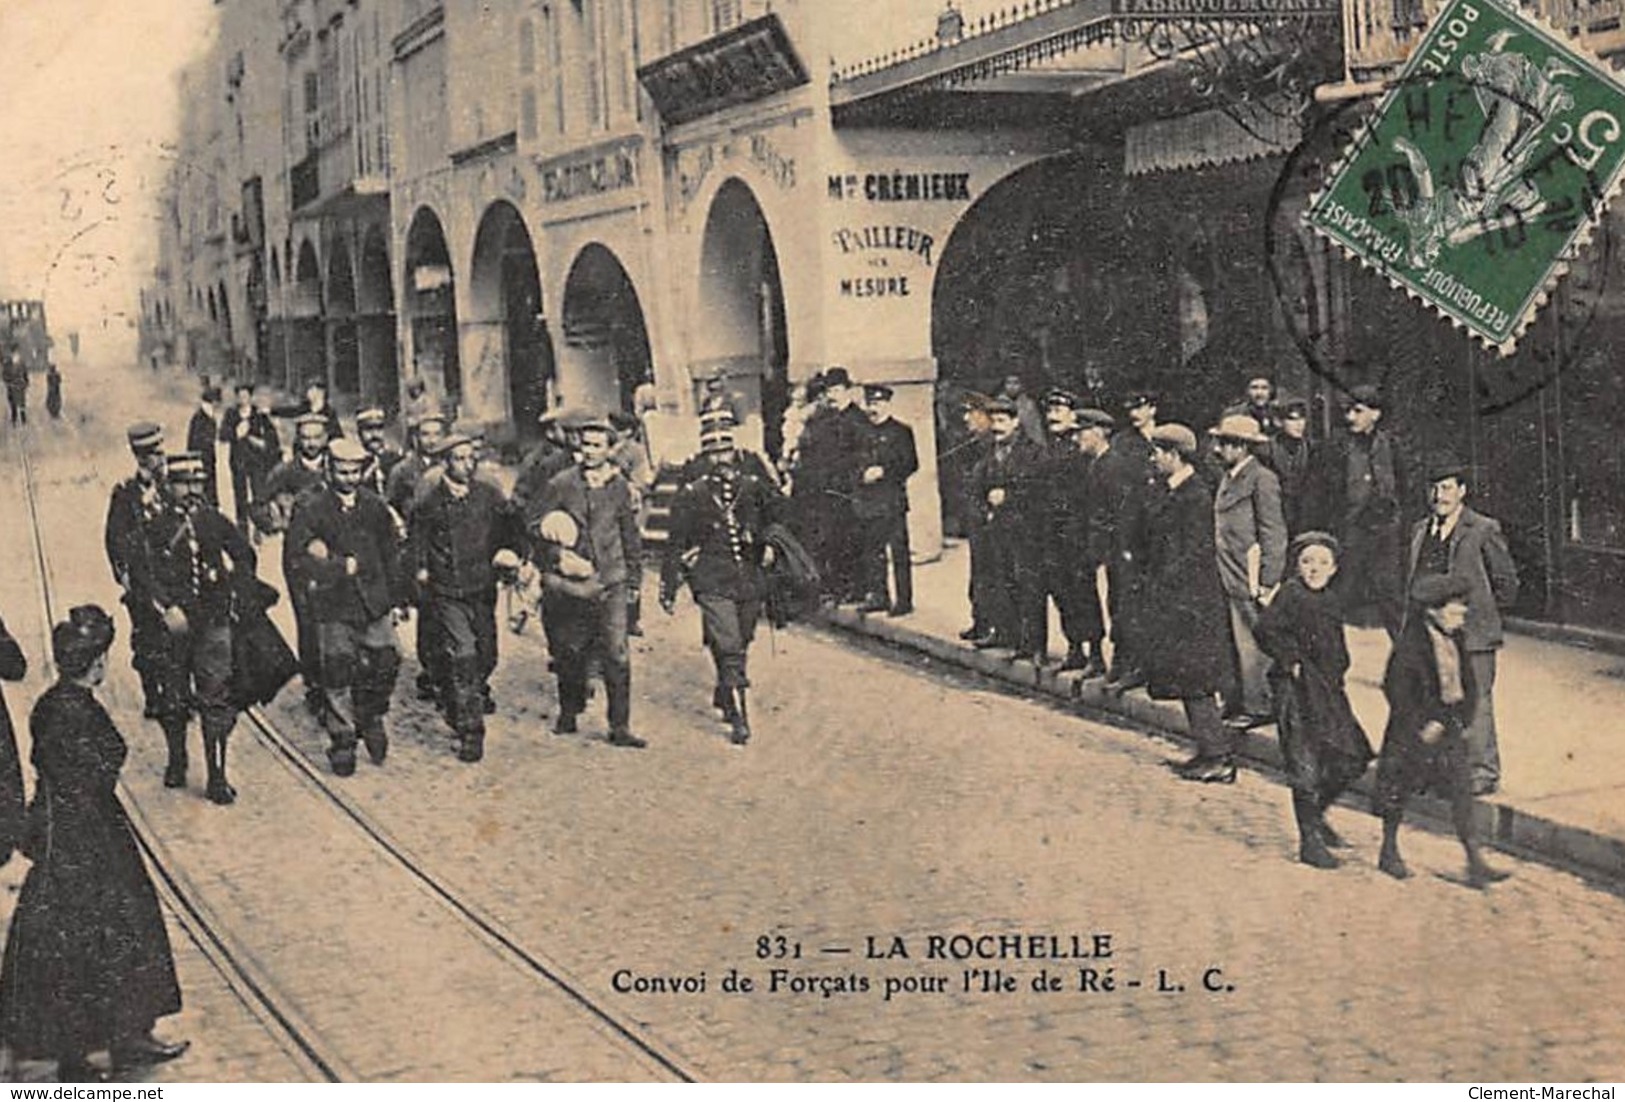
left=813, top=606, right=1625, bottom=889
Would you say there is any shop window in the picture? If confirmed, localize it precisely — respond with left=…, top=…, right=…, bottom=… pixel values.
left=711, top=0, right=741, bottom=32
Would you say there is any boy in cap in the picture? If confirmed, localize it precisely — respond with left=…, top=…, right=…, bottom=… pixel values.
left=853, top=383, right=918, bottom=616
left=105, top=422, right=171, bottom=717
left=287, top=439, right=408, bottom=774
left=661, top=419, right=781, bottom=744
left=187, top=384, right=223, bottom=507
left=1374, top=572, right=1511, bottom=888
left=147, top=451, right=259, bottom=803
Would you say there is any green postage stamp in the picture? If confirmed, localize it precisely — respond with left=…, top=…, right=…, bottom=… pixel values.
left=1305, top=0, right=1625, bottom=353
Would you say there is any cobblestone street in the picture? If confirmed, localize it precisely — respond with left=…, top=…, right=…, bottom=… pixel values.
left=0, top=374, right=1621, bottom=1081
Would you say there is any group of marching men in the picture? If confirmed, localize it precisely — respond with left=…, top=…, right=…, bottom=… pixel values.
left=102, top=381, right=800, bottom=802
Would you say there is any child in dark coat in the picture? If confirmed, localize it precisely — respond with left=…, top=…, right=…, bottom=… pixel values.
left=1373, top=572, right=1510, bottom=888
left=1257, top=532, right=1374, bottom=869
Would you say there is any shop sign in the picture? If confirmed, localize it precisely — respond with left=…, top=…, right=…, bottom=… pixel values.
left=1113, top=0, right=1336, bottom=15
left=834, top=223, right=938, bottom=302
left=827, top=171, right=973, bottom=202
left=638, top=14, right=809, bottom=128
left=749, top=134, right=796, bottom=190
left=540, top=142, right=640, bottom=205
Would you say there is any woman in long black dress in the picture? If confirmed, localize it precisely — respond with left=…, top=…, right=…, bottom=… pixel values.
left=0, top=612, right=25, bottom=862
left=0, top=606, right=189, bottom=1081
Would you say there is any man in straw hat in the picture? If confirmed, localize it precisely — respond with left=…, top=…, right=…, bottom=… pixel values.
left=660, top=417, right=781, bottom=746
left=147, top=451, right=258, bottom=803
left=1210, top=412, right=1288, bottom=731
left=287, top=439, right=408, bottom=776
left=105, top=421, right=171, bottom=718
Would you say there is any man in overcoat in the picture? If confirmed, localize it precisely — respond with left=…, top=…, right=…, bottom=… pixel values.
left=966, top=396, right=1047, bottom=660
left=1405, top=458, right=1520, bottom=795
left=853, top=384, right=919, bottom=617
left=1210, top=413, right=1289, bottom=729
left=186, top=384, right=223, bottom=507
left=286, top=439, right=407, bottom=775
left=1142, top=425, right=1235, bottom=784
left=1037, top=391, right=1105, bottom=671
left=219, top=384, right=279, bottom=536
left=1325, top=385, right=1410, bottom=638
left=261, top=413, right=331, bottom=711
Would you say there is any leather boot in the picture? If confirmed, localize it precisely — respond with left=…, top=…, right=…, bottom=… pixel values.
left=1378, top=810, right=1410, bottom=880
left=204, top=732, right=235, bottom=805
left=162, top=721, right=189, bottom=789
left=1294, top=793, right=1338, bottom=868
left=729, top=688, right=751, bottom=746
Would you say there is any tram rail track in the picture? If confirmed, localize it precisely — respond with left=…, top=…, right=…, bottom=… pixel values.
left=11, top=423, right=696, bottom=1083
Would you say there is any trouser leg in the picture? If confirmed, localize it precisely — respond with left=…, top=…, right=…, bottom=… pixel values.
left=601, top=589, right=632, bottom=733
left=1226, top=595, right=1273, bottom=717
left=1184, top=695, right=1232, bottom=760
left=1463, top=650, right=1500, bottom=790
left=232, top=467, right=252, bottom=534
left=890, top=515, right=913, bottom=610
left=194, top=623, right=238, bottom=801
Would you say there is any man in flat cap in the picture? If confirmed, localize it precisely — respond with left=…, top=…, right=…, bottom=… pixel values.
left=661, top=419, right=781, bottom=745
left=219, top=383, right=280, bottom=538
left=512, top=408, right=577, bottom=531
left=853, top=384, right=919, bottom=616
left=1035, top=389, right=1104, bottom=670
left=1324, top=384, right=1411, bottom=638
left=966, top=394, right=1047, bottom=659
left=408, top=434, right=524, bottom=762
left=187, top=383, right=223, bottom=508
left=287, top=439, right=408, bottom=775
left=1099, top=390, right=1162, bottom=691
left=1142, top=424, right=1235, bottom=783
left=1405, top=457, right=1520, bottom=795
left=354, top=408, right=404, bottom=499
left=147, top=451, right=259, bottom=803
left=534, top=417, right=644, bottom=748
left=261, top=412, right=333, bottom=711
left=105, top=422, right=172, bottom=717
left=1374, top=571, right=1510, bottom=887
left=1264, top=396, right=1323, bottom=536
left=385, top=411, right=450, bottom=701
left=1210, top=413, right=1288, bottom=730
left=1069, top=407, right=1123, bottom=679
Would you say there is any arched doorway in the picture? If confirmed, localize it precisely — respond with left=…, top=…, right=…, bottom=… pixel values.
left=560, top=243, right=651, bottom=414
left=357, top=226, right=400, bottom=412
left=404, top=207, right=461, bottom=407
left=469, top=201, right=552, bottom=439
left=327, top=237, right=360, bottom=399
left=698, top=178, right=788, bottom=458
left=291, top=238, right=326, bottom=391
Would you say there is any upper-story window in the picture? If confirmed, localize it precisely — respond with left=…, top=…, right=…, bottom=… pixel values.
left=519, top=19, right=536, bottom=73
